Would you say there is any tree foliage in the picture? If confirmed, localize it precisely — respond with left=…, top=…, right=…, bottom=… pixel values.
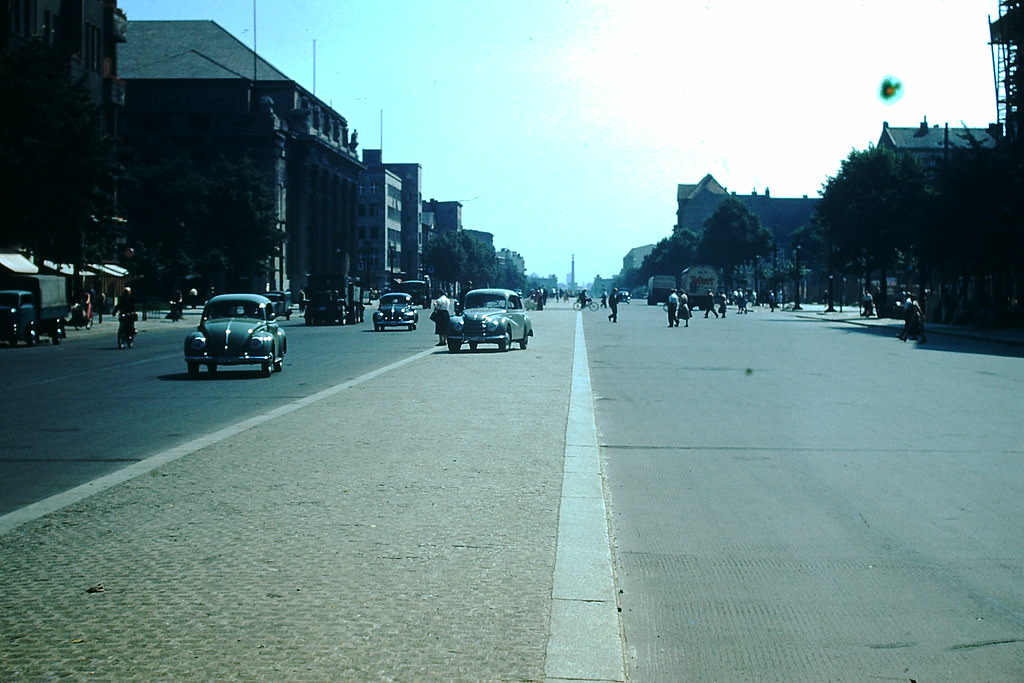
left=120, top=155, right=281, bottom=290
left=816, top=146, right=931, bottom=275
left=638, top=228, right=699, bottom=282
left=423, top=230, right=498, bottom=290
left=0, top=39, right=118, bottom=264
left=696, top=198, right=775, bottom=285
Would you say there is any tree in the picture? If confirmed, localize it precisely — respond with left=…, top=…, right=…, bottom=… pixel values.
left=816, top=146, right=931, bottom=298
left=0, top=39, right=118, bottom=265
left=638, top=228, right=700, bottom=283
left=696, top=198, right=774, bottom=288
left=121, top=155, right=282, bottom=291
left=423, top=231, right=466, bottom=290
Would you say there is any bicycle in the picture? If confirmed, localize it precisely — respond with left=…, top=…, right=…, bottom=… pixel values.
left=572, top=299, right=599, bottom=312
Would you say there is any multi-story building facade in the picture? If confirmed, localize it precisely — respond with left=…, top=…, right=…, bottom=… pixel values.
left=422, top=199, right=463, bottom=233
left=117, top=20, right=363, bottom=295
left=357, top=151, right=403, bottom=291
left=2, top=0, right=127, bottom=136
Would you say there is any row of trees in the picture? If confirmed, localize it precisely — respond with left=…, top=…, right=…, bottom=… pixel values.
left=422, top=231, right=526, bottom=294
left=628, top=198, right=776, bottom=293
left=627, top=139, right=1022, bottom=325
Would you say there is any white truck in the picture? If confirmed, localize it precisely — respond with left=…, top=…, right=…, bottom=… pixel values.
left=679, top=264, right=721, bottom=311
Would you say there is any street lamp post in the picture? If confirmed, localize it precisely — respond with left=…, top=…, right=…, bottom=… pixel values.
left=792, top=245, right=803, bottom=311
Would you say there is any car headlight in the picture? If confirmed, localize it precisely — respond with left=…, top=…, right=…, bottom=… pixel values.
left=485, top=319, right=501, bottom=332
left=189, top=336, right=206, bottom=351
left=450, top=318, right=463, bottom=332
left=373, top=311, right=382, bottom=320
left=248, top=336, right=268, bottom=351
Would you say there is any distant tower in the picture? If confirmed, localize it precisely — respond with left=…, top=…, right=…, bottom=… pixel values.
left=570, top=254, right=576, bottom=291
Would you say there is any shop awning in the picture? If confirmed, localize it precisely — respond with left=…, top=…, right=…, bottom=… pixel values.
left=89, top=263, right=130, bottom=277
left=0, top=252, right=39, bottom=274
left=43, top=261, right=97, bottom=277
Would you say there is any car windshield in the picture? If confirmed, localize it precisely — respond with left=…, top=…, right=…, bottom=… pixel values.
left=204, top=301, right=264, bottom=320
left=464, top=293, right=508, bottom=310
left=381, top=295, right=410, bottom=306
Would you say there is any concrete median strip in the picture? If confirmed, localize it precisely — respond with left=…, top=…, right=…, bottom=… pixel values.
left=0, top=346, right=440, bottom=536
left=545, top=312, right=626, bottom=682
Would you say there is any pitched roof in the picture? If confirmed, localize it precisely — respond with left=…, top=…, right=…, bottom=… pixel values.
left=677, top=174, right=728, bottom=201
left=120, top=20, right=290, bottom=81
left=878, top=119, right=997, bottom=152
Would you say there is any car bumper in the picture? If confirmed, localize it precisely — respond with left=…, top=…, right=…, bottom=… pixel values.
left=447, top=333, right=503, bottom=344
left=185, top=354, right=273, bottom=366
left=375, top=319, right=414, bottom=326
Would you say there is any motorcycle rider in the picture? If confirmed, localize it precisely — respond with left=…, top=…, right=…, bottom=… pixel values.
left=113, top=287, right=137, bottom=347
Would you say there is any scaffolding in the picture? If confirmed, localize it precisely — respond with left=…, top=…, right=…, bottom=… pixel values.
left=990, top=1, right=1022, bottom=144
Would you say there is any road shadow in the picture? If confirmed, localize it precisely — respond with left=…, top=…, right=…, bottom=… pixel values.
left=834, top=324, right=1024, bottom=359
left=158, top=369, right=274, bottom=381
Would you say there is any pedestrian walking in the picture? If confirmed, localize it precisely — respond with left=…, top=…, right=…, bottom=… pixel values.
left=678, top=292, right=690, bottom=327
left=431, top=290, right=451, bottom=346
left=608, top=287, right=619, bottom=322
left=716, top=291, right=728, bottom=318
left=666, top=289, right=679, bottom=327
left=898, top=293, right=927, bottom=343
left=704, top=290, right=718, bottom=318
left=601, top=289, right=608, bottom=308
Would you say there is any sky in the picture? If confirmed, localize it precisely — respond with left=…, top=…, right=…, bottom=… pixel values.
left=119, top=0, right=1000, bottom=284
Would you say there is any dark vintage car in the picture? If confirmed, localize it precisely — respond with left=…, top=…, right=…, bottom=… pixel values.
left=265, top=290, right=292, bottom=320
left=616, top=290, right=631, bottom=304
left=304, top=290, right=345, bottom=325
left=446, top=288, right=532, bottom=353
left=184, top=294, right=286, bottom=378
left=373, top=292, right=419, bottom=331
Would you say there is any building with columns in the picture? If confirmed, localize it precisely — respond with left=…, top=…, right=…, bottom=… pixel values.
left=117, top=20, right=363, bottom=295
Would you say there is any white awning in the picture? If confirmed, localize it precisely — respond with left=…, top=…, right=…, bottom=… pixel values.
left=90, top=263, right=130, bottom=277
left=0, top=252, right=39, bottom=274
left=44, top=261, right=96, bottom=276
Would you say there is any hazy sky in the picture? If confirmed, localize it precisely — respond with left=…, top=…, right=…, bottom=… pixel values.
left=119, top=0, right=999, bottom=283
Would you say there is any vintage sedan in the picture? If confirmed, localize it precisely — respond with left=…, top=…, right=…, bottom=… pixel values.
left=184, top=294, right=286, bottom=378
left=447, top=288, right=532, bottom=352
left=373, top=292, right=419, bottom=331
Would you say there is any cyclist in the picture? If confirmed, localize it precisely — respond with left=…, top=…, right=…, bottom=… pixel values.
left=576, top=289, right=591, bottom=309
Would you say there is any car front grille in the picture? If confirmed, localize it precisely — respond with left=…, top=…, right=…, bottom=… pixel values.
left=464, top=319, right=486, bottom=336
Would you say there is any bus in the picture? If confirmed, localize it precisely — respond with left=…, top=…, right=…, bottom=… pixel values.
left=646, top=275, right=676, bottom=305
left=679, top=264, right=721, bottom=311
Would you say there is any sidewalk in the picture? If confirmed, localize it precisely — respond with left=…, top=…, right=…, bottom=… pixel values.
left=789, top=303, right=1024, bottom=347
left=0, top=308, right=588, bottom=681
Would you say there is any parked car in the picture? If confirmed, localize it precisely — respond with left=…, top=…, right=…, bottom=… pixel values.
left=373, top=292, right=419, bottom=331
left=616, top=290, right=631, bottom=304
left=265, top=290, right=292, bottom=320
left=446, top=288, right=532, bottom=352
left=184, top=294, right=286, bottom=378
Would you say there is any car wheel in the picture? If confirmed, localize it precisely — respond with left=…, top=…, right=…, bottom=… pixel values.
left=188, top=362, right=199, bottom=378
left=274, top=356, right=284, bottom=372
left=208, top=364, right=218, bottom=375
left=498, top=330, right=511, bottom=352
left=469, top=342, right=478, bottom=351
left=409, top=323, right=416, bottom=331
left=518, top=332, right=529, bottom=350
left=261, top=361, right=272, bottom=377
left=447, top=340, right=462, bottom=353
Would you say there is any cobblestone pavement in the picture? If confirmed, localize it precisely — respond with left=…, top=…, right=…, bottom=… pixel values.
left=1, top=308, right=580, bottom=681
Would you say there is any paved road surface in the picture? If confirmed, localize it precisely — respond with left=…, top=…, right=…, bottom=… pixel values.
left=587, top=303, right=1024, bottom=682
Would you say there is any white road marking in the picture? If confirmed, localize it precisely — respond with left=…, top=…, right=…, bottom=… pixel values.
left=545, top=313, right=626, bottom=682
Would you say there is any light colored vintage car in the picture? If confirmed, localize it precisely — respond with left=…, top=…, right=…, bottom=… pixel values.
left=446, top=288, right=532, bottom=353
left=184, top=294, right=286, bottom=378
left=373, top=292, right=419, bottom=331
